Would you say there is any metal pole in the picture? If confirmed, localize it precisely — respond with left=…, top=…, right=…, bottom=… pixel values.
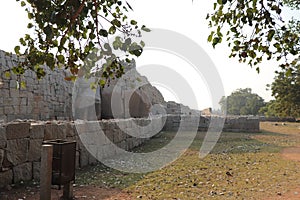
left=40, top=144, right=53, bottom=200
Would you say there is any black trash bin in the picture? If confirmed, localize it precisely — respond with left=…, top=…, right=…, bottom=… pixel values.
left=42, top=139, right=76, bottom=189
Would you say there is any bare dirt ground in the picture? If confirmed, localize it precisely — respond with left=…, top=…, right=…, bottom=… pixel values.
left=282, top=147, right=300, bottom=162
left=262, top=122, right=300, bottom=200
left=263, top=146, right=300, bottom=200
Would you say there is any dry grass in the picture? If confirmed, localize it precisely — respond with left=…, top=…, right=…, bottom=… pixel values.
left=74, top=122, right=300, bottom=199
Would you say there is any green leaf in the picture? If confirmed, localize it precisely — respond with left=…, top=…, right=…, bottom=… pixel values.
left=57, top=55, right=65, bottom=63
left=20, top=81, right=26, bottom=89
left=130, top=20, right=137, bottom=25
left=14, top=46, right=20, bottom=54
left=208, top=33, right=213, bottom=42
left=27, top=23, right=33, bottom=29
left=20, top=1, right=26, bottom=7
left=109, top=26, right=116, bottom=34
left=99, top=29, right=108, bottom=37
left=19, top=38, right=26, bottom=46
left=267, top=29, right=275, bottom=41
left=129, top=44, right=143, bottom=57
left=4, top=71, right=10, bottom=78
left=248, top=50, right=256, bottom=59
left=111, top=19, right=121, bottom=27
left=99, top=79, right=106, bottom=87
left=141, top=25, right=151, bottom=32
left=28, top=13, right=34, bottom=19
left=212, top=37, right=221, bottom=47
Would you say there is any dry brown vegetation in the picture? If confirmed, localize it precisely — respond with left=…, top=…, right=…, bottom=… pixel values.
left=1, top=122, right=300, bottom=199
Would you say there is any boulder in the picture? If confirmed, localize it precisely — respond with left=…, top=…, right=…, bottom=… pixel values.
left=101, top=60, right=164, bottom=119
left=6, top=139, right=29, bottom=165
left=6, top=122, right=30, bottom=139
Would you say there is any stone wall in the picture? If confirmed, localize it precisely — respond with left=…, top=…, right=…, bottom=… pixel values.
left=0, top=50, right=73, bottom=122
left=164, top=101, right=201, bottom=116
left=0, top=117, right=165, bottom=188
left=0, top=114, right=259, bottom=187
left=163, top=115, right=260, bottom=132
left=0, top=51, right=165, bottom=122
left=259, top=116, right=297, bottom=122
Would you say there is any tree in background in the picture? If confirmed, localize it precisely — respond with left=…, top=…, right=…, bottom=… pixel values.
left=260, top=65, right=300, bottom=117
left=219, top=88, right=266, bottom=115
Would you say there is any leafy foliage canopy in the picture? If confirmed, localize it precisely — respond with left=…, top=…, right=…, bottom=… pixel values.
left=12, top=0, right=150, bottom=86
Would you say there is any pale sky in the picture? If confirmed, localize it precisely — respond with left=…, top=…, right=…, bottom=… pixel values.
left=0, top=0, right=298, bottom=110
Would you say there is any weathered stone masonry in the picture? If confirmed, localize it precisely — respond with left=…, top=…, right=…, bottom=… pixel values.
left=0, top=50, right=260, bottom=188
left=163, top=115, right=259, bottom=132
left=0, top=50, right=73, bottom=122
left=0, top=117, right=165, bottom=188
left=0, top=115, right=259, bottom=188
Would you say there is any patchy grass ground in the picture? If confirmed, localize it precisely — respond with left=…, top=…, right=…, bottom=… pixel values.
left=1, top=122, right=300, bottom=199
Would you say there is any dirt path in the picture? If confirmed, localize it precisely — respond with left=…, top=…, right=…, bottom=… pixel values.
left=269, top=147, right=300, bottom=200
left=267, top=146, right=300, bottom=200
left=282, top=146, right=300, bottom=162
left=259, top=122, right=300, bottom=200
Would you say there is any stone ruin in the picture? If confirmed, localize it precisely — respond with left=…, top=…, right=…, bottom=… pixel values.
left=0, top=50, right=260, bottom=188
left=0, top=50, right=165, bottom=122
left=100, top=60, right=165, bottom=119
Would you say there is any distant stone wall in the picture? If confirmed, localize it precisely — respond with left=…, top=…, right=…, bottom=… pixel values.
left=164, top=101, right=201, bottom=115
left=0, top=50, right=73, bottom=122
left=259, top=116, right=296, bottom=122
left=0, top=117, right=165, bottom=188
left=163, top=115, right=260, bottom=133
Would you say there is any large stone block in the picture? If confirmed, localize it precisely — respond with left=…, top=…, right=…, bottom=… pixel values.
left=6, top=122, right=30, bottom=139
left=6, top=139, right=29, bottom=165
left=0, top=169, right=13, bottom=188
left=30, top=123, right=45, bottom=139
left=28, top=139, right=43, bottom=161
left=56, top=123, right=67, bottom=139
left=13, top=162, right=32, bottom=183
left=44, top=123, right=55, bottom=140
left=128, top=89, right=151, bottom=118
left=65, top=122, right=75, bottom=137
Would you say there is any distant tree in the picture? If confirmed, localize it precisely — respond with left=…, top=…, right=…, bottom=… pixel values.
left=258, top=100, right=281, bottom=117
left=262, top=65, right=300, bottom=117
left=219, top=88, right=265, bottom=115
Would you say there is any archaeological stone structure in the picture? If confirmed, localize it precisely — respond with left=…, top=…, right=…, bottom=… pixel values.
left=0, top=50, right=260, bottom=188
left=0, top=50, right=73, bottom=122
left=100, top=60, right=165, bottom=119
left=0, top=118, right=165, bottom=187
